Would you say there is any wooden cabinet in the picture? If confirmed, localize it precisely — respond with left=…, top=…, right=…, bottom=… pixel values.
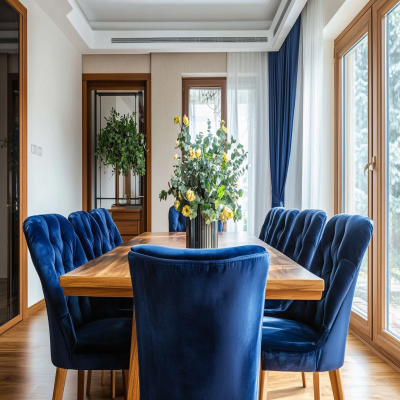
left=109, top=207, right=144, bottom=243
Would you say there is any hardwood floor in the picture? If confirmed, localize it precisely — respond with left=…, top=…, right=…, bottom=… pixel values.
left=1, top=309, right=400, bottom=399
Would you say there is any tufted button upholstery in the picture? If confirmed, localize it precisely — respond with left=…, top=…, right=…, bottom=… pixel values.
left=261, top=214, right=374, bottom=373
left=269, top=209, right=299, bottom=251
left=169, top=206, right=187, bottom=232
left=68, top=211, right=112, bottom=261
left=23, top=214, right=131, bottom=370
left=90, top=208, right=123, bottom=248
left=259, top=207, right=285, bottom=244
left=169, top=206, right=223, bottom=232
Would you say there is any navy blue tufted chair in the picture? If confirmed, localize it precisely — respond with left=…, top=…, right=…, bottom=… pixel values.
left=259, top=207, right=285, bottom=244
left=169, top=206, right=224, bottom=232
left=90, top=208, right=123, bottom=247
left=265, top=209, right=327, bottom=315
left=259, top=214, right=373, bottom=400
left=269, top=209, right=299, bottom=251
left=168, top=206, right=187, bottom=232
left=23, top=214, right=132, bottom=399
left=128, top=244, right=270, bottom=400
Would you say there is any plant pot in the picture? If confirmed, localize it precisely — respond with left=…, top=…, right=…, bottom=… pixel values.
left=186, top=208, right=218, bottom=249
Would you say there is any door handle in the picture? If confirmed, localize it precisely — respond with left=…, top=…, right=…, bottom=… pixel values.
left=364, top=156, right=376, bottom=176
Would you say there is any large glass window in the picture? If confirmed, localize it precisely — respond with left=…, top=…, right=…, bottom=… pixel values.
left=386, top=2, right=400, bottom=338
left=342, top=34, right=369, bottom=318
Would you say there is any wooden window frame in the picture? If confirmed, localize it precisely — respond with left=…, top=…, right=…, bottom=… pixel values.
left=0, top=0, right=28, bottom=335
left=82, top=74, right=152, bottom=232
left=182, top=77, right=227, bottom=126
left=335, top=0, right=400, bottom=369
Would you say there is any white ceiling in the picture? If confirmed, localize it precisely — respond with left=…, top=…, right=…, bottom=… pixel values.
left=35, top=0, right=308, bottom=53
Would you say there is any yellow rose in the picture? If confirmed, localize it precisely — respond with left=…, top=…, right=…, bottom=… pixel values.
left=219, top=212, right=226, bottom=223
left=175, top=140, right=180, bottom=148
left=221, top=125, right=228, bottom=134
left=179, top=192, right=182, bottom=200
left=189, top=148, right=195, bottom=160
left=174, top=116, right=180, bottom=125
left=186, top=189, right=195, bottom=202
left=182, top=205, right=191, bottom=217
left=195, top=148, right=202, bottom=158
left=221, top=120, right=225, bottom=126
left=224, top=207, right=234, bottom=220
left=174, top=200, right=180, bottom=210
left=183, top=115, right=189, bottom=126
left=174, top=154, right=178, bottom=161
left=222, top=152, right=229, bottom=163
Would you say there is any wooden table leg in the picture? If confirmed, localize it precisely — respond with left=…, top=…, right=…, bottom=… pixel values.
left=127, top=307, right=140, bottom=400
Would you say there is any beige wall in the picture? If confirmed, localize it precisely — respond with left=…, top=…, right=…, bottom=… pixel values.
left=82, top=53, right=227, bottom=231
left=82, top=54, right=150, bottom=74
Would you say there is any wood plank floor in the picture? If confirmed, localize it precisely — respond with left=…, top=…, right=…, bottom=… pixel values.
left=1, top=309, right=400, bottom=399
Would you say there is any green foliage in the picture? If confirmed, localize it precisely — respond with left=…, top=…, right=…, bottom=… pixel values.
left=159, top=118, right=248, bottom=224
left=95, top=108, right=148, bottom=176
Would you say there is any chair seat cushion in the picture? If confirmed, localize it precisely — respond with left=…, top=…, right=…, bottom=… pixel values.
left=262, top=317, right=319, bottom=352
left=75, top=317, right=132, bottom=354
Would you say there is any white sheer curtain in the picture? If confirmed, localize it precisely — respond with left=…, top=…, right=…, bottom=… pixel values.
left=226, top=52, right=271, bottom=236
left=286, top=0, right=324, bottom=209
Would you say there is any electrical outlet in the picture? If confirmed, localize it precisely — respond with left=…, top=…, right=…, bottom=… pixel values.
left=37, top=147, right=42, bottom=156
left=31, top=144, right=37, bottom=154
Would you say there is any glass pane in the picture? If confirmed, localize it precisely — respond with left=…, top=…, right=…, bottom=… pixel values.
left=386, top=3, right=400, bottom=338
left=342, top=34, right=369, bottom=318
left=0, top=0, right=20, bottom=326
left=188, top=88, right=222, bottom=136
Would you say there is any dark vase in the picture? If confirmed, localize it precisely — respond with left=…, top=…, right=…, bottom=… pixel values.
left=186, top=207, right=218, bottom=249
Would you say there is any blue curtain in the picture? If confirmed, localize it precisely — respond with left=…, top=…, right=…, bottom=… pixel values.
left=269, top=17, right=301, bottom=208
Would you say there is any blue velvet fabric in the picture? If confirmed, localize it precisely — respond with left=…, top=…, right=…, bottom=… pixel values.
left=90, top=208, right=123, bottom=247
left=264, top=209, right=327, bottom=314
left=261, top=214, right=373, bottom=373
left=23, top=214, right=131, bottom=371
left=128, top=244, right=270, bottom=400
left=269, top=209, right=299, bottom=252
left=259, top=207, right=285, bottom=244
left=269, top=17, right=301, bottom=207
left=169, top=206, right=223, bottom=232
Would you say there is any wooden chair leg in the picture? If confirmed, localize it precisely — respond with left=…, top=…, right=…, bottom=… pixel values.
left=111, top=370, right=116, bottom=399
left=77, top=370, right=85, bottom=400
left=313, top=372, right=321, bottom=400
left=52, top=368, right=67, bottom=400
left=122, top=370, right=129, bottom=400
left=259, top=370, right=268, bottom=400
left=329, top=369, right=345, bottom=400
left=302, top=372, right=307, bottom=388
left=101, top=370, right=106, bottom=386
left=86, top=370, right=92, bottom=395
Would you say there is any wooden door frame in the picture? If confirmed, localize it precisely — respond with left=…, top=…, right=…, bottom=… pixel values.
left=0, top=0, right=28, bottom=335
left=334, top=9, right=374, bottom=339
left=82, top=73, right=152, bottom=232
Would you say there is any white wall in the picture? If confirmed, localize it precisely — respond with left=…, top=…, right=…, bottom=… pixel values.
left=20, top=0, right=83, bottom=307
left=151, top=53, right=227, bottom=232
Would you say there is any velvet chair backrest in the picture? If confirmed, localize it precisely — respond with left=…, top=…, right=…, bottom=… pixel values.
left=23, top=214, right=92, bottom=369
left=128, top=244, right=270, bottom=400
left=283, top=209, right=327, bottom=270
left=68, top=211, right=113, bottom=261
left=168, top=206, right=187, bottom=232
left=284, top=214, right=373, bottom=370
left=259, top=207, right=285, bottom=244
left=169, top=206, right=223, bottom=232
left=269, top=209, right=299, bottom=251
left=90, top=208, right=123, bottom=248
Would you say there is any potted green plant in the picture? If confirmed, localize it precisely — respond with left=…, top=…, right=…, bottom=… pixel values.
left=160, top=115, right=248, bottom=248
left=95, top=108, right=148, bottom=203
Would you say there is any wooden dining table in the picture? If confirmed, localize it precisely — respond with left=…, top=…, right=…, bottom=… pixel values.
left=60, top=231, right=324, bottom=400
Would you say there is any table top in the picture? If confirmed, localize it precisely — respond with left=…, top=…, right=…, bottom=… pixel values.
left=60, top=232, right=324, bottom=300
